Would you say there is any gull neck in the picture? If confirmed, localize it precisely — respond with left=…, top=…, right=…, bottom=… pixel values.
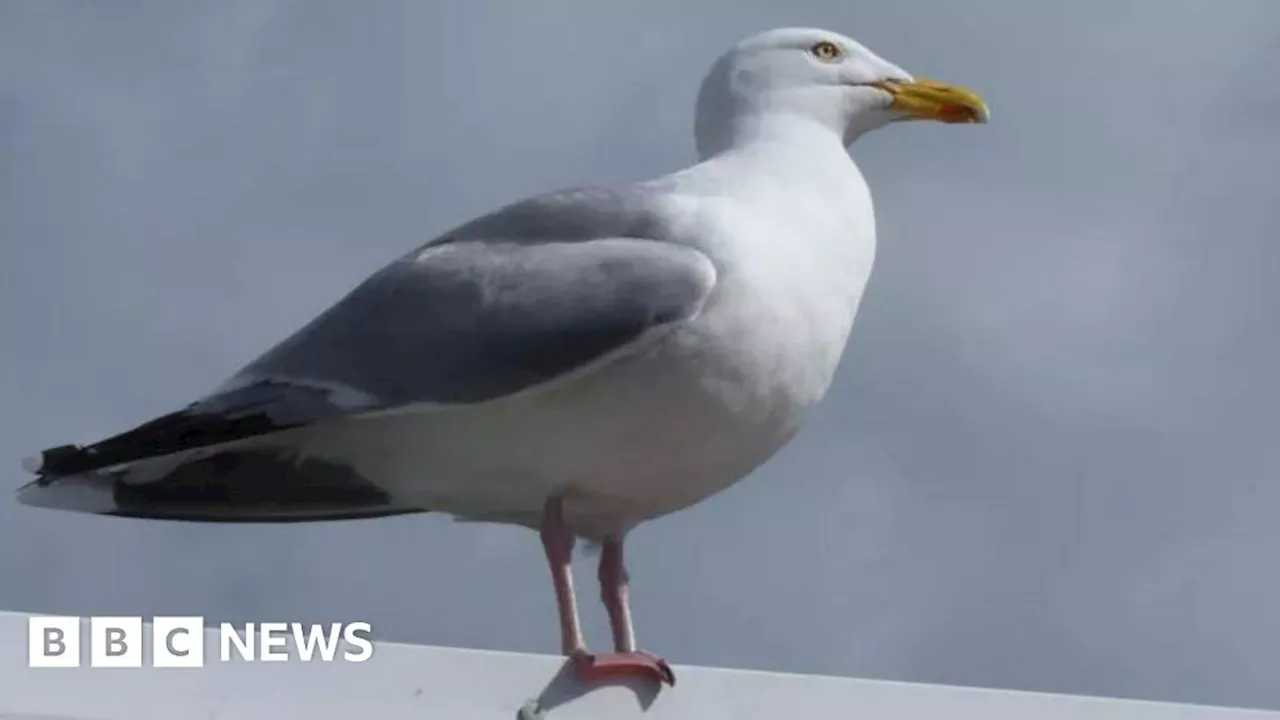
left=700, top=111, right=849, bottom=164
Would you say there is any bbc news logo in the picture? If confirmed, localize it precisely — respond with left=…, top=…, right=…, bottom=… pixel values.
left=28, top=616, right=374, bottom=667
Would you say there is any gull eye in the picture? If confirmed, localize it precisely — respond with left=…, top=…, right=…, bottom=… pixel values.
left=810, top=41, right=843, bottom=62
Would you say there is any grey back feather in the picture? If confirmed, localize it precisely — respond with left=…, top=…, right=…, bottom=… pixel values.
left=224, top=187, right=717, bottom=410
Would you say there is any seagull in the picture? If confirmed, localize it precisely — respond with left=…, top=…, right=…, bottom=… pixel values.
left=17, top=27, right=987, bottom=686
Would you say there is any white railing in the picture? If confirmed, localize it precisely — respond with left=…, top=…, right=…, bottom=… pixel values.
left=0, top=611, right=1274, bottom=720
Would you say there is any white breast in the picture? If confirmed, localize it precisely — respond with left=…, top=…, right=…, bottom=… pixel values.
left=673, top=141, right=878, bottom=416
left=530, top=145, right=882, bottom=526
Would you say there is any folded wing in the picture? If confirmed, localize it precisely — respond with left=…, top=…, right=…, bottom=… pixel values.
left=31, top=235, right=717, bottom=483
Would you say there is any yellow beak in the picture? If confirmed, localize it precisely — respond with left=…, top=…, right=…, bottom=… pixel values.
left=871, top=78, right=990, bottom=124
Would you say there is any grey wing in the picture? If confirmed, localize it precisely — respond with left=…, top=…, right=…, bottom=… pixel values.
left=30, top=235, right=716, bottom=478
left=238, top=235, right=718, bottom=406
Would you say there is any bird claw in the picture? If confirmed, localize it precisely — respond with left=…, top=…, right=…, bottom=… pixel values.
left=570, top=649, right=676, bottom=687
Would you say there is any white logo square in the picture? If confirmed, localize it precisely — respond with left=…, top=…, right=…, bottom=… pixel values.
left=90, top=616, right=143, bottom=668
left=28, top=616, right=80, bottom=667
left=152, top=616, right=205, bottom=667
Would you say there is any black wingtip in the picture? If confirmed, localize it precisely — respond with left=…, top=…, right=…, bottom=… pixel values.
left=27, top=444, right=90, bottom=478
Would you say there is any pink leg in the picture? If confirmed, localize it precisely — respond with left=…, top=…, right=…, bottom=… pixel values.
left=576, top=537, right=674, bottom=685
left=538, top=500, right=674, bottom=687
left=599, top=539, right=637, bottom=652
left=540, top=497, right=586, bottom=656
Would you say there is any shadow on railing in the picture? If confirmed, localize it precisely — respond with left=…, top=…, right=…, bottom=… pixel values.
left=518, top=657, right=663, bottom=718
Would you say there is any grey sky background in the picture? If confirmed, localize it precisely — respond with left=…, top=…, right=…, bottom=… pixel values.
left=2, top=0, right=1278, bottom=711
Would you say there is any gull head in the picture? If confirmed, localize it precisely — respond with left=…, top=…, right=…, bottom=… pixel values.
left=695, top=27, right=989, bottom=157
